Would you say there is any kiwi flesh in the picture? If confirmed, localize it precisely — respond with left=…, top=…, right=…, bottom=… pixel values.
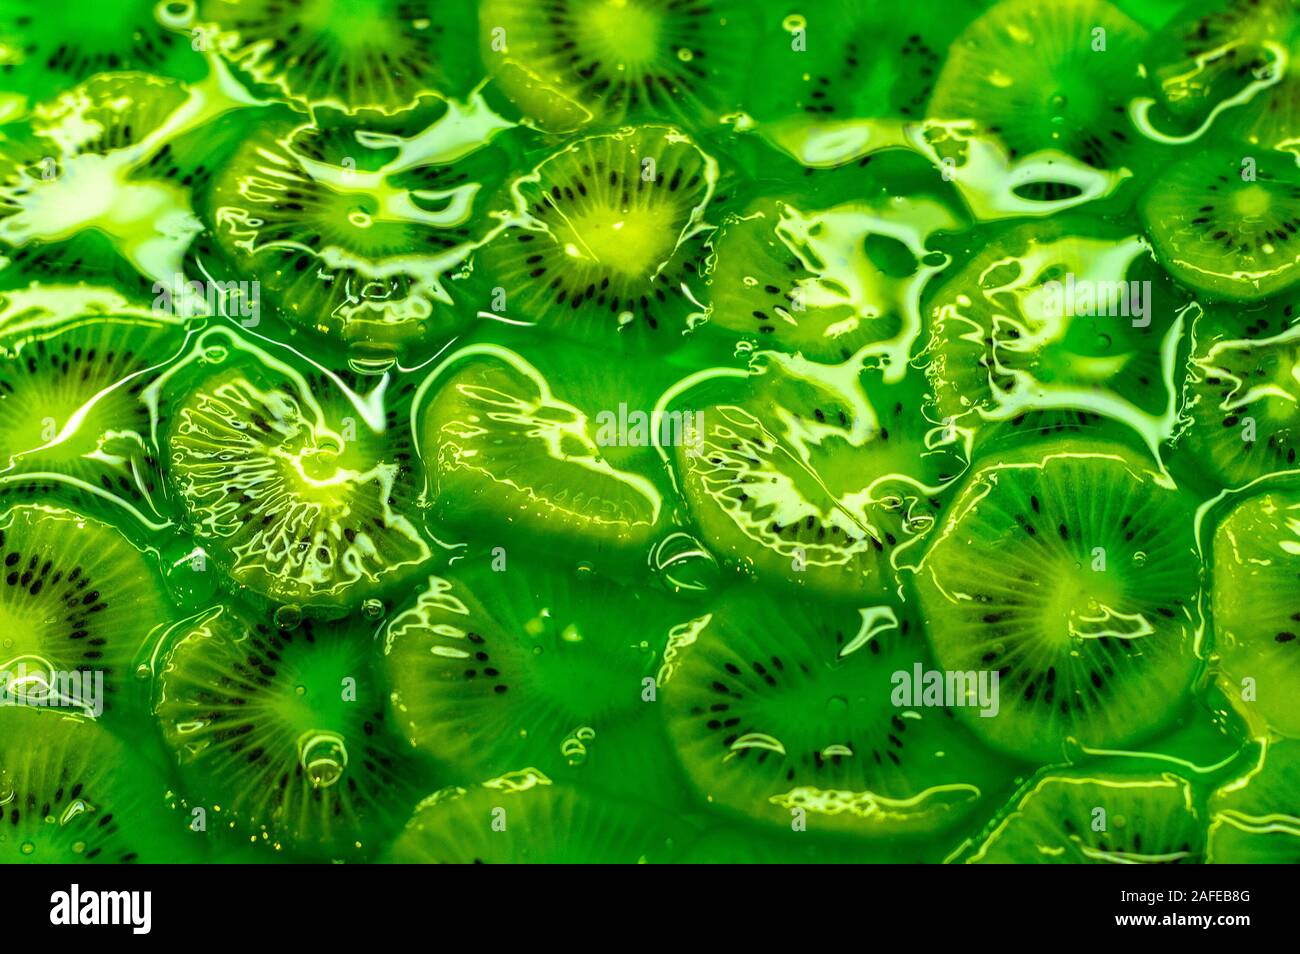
left=154, top=605, right=416, bottom=859
left=1174, top=332, right=1300, bottom=489
left=0, top=706, right=182, bottom=863
left=674, top=362, right=962, bottom=600
left=743, top=0, right=990, bottom=125
left=929, top=0, right=1149, bottom=169
left=0, top=314, right=185, bottom=520
left=923, top=220, right=1190, bottom=447
left=661, top=588, right=1009, bottom=837
left=385, top=770, right=683, bottom=863
left=1140, top=148, right=1300, bottom=302
left=1142, top=0, right=1295, bottom=129
left=472, top=124, right=715, bottom=343
left=966, top=768, right=1203, bottom=863
left=382, top=559, right=674, bottom=790
left=194, top=0, right=479, bottom=113
left=417, top=345, right=664, bottom=559
left=0, top=504, right=171, bottom=715
left=477, top=0, right=753, bottom=131
left=705, top=193, right=959, bottom=363
left=207, top=111, right=508, bottom=358
left=159, top=326, right=431, bottom=617
left=1211, top=491, right=1300, bottom=738
left=1207, top=740, right=1300, bottom=862
left=916, top=443, right=1203, bottom=762
left=0, top=0, right=202, bottom=105
left=0, top=73, right=199, bottom=293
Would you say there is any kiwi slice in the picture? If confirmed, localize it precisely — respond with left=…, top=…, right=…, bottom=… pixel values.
left=382, top=560, right=674, bottom=790
left=154, top=605, right=415, bottom=859
left=916, top=444, right=1204, bottom=762
left=416, top=345, right=664, bottom=559
left=1207, top=741, right=1300, bottom=862
left=472, top=124, right=715, bottom=342
left=924, top=221, right=1189, bottom=448
left=705, top=193, right=959, bottom=363
left=477, top=0, right=753, bottom=131
left=966, top=768, right=1203, bottom=863
left=207, top=111, right=508, bottom=357
left=673, top=362, right=961, bottom=600
left=0, top=314, right=185, bottom=519
left=386, top=770, right=683, bottom=863
left=1142, top=0, right=1295, bottom=129
left=160, top=327, right=430, bottom=616
left=1141, top=149, right=1300, bottom=302
left=741, top=0, right=990, bottom=125
left=0, top=504, right=171, bottom=715
left=0, top=0, right=202, bottom=105
left=1174, top=332, right=1300, bottom=488
left=929, top=0, right=1149, bottom=169
left=0, top=707, right=182, bottom=862
left=0, top=73, right=198, bottom=291
left=194, top=0, right=479, bottom=113
left=1212, top=491, right=1300, bottom=737
left=662, top=589, right=1008, bottom=836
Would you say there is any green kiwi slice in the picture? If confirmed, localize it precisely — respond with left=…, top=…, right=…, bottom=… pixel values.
left=929, top=0, right=1149, bottom=169
left=673, top=362, right=962, bottom=600
left=0, top=73, right=198, bottom=291
left=741, top=0, right=990, bottom=125
left=916, top=444, right=1204, bottom=762
left=386, top=770, right=683, bottom=863
left=207, top=112, right=509, bottom=357
left=1142, top=0, right=1295, bottom=130
left=0, top=314, right=186, bottom=519
left=1141, top=149, right=1300, bottom=301
left=0, top=707, right=181, bottom=863
left=705, top=193, right=960, bottom=362
left=194, top=0, right=479, bottom=113
left=966, top=768, right=1203, bottom=863
left=0, top=504, right=171, bottom=714
left=924, top=221, right=1189, bottom=449
left=1174, top=333, right=1300, bottom=488
left=1207, top=741, right=1300, bottom=862
left=661, top=589, right=1008, bottom=836
left=160, top=327, right=430, bottom=616
left=416, top=344, right=664, bottom=559
left=154, top=605, right=415, bottom=859
left=472, top=124, right=715, bottom=342
left=0, top=0, right=202, bottom=105
left=477, top=0, right=753, bottom=131
left=1212, top=491, right=1300, bottom=738
left=382, top=562, right=668, bottom=777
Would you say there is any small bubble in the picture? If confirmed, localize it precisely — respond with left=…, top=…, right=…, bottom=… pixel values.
left=650, top=532, right=721, bottom=595
left=362, top=599, right=384, bottom=620
left=274, top=604, right=303, bottom=630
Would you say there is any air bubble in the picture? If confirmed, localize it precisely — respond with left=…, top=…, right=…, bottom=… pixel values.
left=298, top=731, right=348, bottom=789
left=650, top=532, right=721, bottom=595
left=274, top=604, right=303, bottom=630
